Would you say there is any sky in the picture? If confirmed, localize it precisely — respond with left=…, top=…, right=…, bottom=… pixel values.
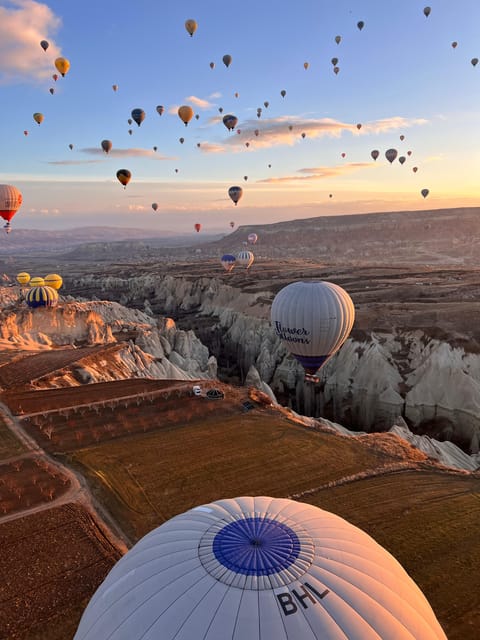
left=1, top=0, right=480, bottom=233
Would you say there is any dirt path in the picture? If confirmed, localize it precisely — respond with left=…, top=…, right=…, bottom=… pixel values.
left=0, top=401, right=129, bottom=550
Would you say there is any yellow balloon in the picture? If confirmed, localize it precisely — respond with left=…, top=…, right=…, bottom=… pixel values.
left=16, top=272, right=30, bottom=285
left=33, top=112, right=44, bottom=125
left=29, top=277, right=45, bottom=287
left=185, top=19, right=197, bottom=36
left=54, top=57, right=70, bottom=77
left=178, top=105, right=194, bottom=126
left=44, top=273, right=63, bottom=290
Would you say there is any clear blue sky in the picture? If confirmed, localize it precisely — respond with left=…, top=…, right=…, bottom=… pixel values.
left=1, top=0, right=479, bottom=232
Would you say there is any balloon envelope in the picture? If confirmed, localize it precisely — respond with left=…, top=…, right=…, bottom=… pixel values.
left=156, top=105, right=164, bottom=116
left=194, top=223, right=201, bottom=232
left=33, top=113, right=44, bottom=125
left=423, top=6, right=431, bottom=17
left=271, top=281, right=355, bottom=376
left=151, top=203, right=158, bottom=212
left=44, top=274, right=63, bottom=290
left=222, top=114, right=238, bottom=131
left=222, top=54, right=232, bottom=67
left=236, top=250, right=254, bottom=268
left=0, top=184, right=22, bottom=223
left=371, top=149, right=379, bottom=161
left=178, top=105, right=194, bottom=126
left=385, top=148, right=398, bottom=163
left=421, top=188, right=430, bottom=198
left=247, top=233, right=258, bottom=244
left=74, top=496, right=447, bottom=640
left=185, top=19, right=197, bottom=36
left=131, top=108, right=145, bottom=126
left=16, top=272, right=30, bottom=285
left=29, top=277, right=45, bottom=287
left=25, top=286, right=58, bottom=309
left=40, top=40, right=49, bottom=51
left=54, top=57, right=70, bottom=77
left=221, top=254, right=236, bottom=271
left=101, top=140, right=112, bottom=154
left=116, top=169, right=131, bottom=188
left=228, top=185, right=243, bottom=205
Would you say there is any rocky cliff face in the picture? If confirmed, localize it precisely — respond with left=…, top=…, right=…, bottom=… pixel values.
left=0, top=296, right=217, bottom=385
left=70, top=273, right=480, bottom=454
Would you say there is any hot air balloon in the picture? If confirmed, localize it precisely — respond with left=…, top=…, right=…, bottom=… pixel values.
left=303, top=61, right=309, bottom=70
left=54, top=57, right=70, bottom=77
left=44, top=274, right=63, bottom=290
left=179, top=137, right=184, bottom=144
left=335, top=35, right=341, bottom=44
left=29, top=277, right=45, bottom=287
left=209, top=61, right=215, bottom=69
left=407, top=150, right=412, bottom=156
left=151, top=203, right=158, bottom=212
left=156, top=105, right=164, bottom=116
left=301, top=132, right=306, bottom=139
left=237, top=250, right=254, bottom=269
left=52, top=74, right=58, bottom=82
left=264, top=101, right=269, bottom=108
left=222, top=54, right=232, bottom=67
left=356, top=123, right=362, bottom=130
left=230, top=221, right=235, bottom=228
left=101, top=139, right=112, bottom=154
left=128, top=129, right=133, bottom=135
left=268, top=163, right=271, bottom=168
left=400, top=134, right=405, bottom=141
left=131, top=108, right=145, bottom=126
left=247, top=233, right=258, bottom=244
left=40, top=40, right=49, bottom=52
left=371, top=149, right=379, bottom=161
left=128, top=118, right=132, bottom=125
left=421, top=188, right=430, bottom=198
left=331, top=57, right=338, bottom=66
left=112, top=84, right=118, bottom=91
left=228, top=186, right=243, bottom=206
left=280, top=89, right=286, bottom=98
left=25, top=286, right=58, bottom=309
left=153, top=146, right=157, bottom=152
left=0, top=185, right=22, bottom=230
left=385, top=148, right=398, bottom=163
left=271, top=280, right=355, bottom=379
left=221, top=254, right=236, bottom=272
left=73, top=496, right=447, bottom=640
left=357, top=21, right=365, bottom=30
left=178, top=105, right=194, bottom=126
left=341, top=152, right=346, bottom=158
left=423, top=6, right=431, bottom=17
left=222, top=114, right=238, bottom=131
left=218, top=107, right=224, bottom=114
left=451, top=41, right=458, bottom=49
left=288, top=125, right=293, bottom=131
left=16, top=272, right=30, bottom=286
left=185, top=19, right=197, bottom=36
left=399, top=156, right=406, bottom=165
left=245, top=142, right=250, bottom=148
left=194, top=223, right=201, bottom=233
left=195, top=114, right=200, bottom=120
left=333, top=66, right=340, bottom=75
left=116, top=169, right=131, bottom=189
left=412, top=166, right=418, bottom=173
left=49, top=87, right=55, bottom=95
left=471, top=58, right=478, bottom=67
left=254, top=129, right=259, bottom=136
left=33, top=113, right=44, bottom=125
left=243, top=176, right=248, bottom=181
left=23, top=130, right=28, bottom=136
left=68, top=143, right=73, bottom=150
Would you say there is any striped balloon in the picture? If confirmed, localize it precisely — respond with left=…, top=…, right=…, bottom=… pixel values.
left=236, top=250, right=254, bottom=269
left=74, top=496, right=446, bottom=640
left=25, top=286, right=58, bottom=308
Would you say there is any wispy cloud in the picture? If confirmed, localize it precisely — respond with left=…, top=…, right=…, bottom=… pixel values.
left=82, top=147, right=172, bottom=159
left=185, top=95, right=214, bottom=109
left=127, top=204, right=147, bottom=211
left=0, top=0, right=62, bottom=84
left=198, top=142, right=226, bottom=154
left=46, top=159, right=104, bottom=166
left=259, top=162, right=374, bottom=183
left=198, top=115, right=428, bottom=153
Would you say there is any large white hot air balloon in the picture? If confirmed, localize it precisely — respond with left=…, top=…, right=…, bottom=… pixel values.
left=271, top=281, right=355, bottom=379
left=74, top=496, right=447, bottom=640
left=236, top=250, right=254, bottom=269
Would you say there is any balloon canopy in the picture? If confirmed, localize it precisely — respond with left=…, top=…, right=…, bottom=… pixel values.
left=228, top=185, right=243, bottom=205
left=221, top=254, right=236, bottom=271
left=16, top=272, right=30, bottom=286
left=44, top=274, right=63, bottom=290
left=74, top=496, right=447, bottom=640
left=0, top=184, right=23, bottom=223
left=236, top=250, right=254, bottom=269
left=271, top=281, right=355, bottom=377
left=25, top=286, right=58, bottom=309
left=54, top=57, right=70, bottom=77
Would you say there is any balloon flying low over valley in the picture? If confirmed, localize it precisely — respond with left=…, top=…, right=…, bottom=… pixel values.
left=0, top=0, right=479, bottom=231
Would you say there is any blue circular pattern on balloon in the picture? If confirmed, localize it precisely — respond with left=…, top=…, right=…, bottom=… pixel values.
left=212, top=517, right=301, bottom=576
